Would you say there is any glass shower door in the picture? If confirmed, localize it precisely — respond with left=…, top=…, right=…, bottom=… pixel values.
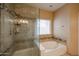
left=13, top=18, right=40, bottom=56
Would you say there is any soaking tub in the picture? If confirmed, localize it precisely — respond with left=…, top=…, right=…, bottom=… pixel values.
left=40, top=41, right=67, bottom=56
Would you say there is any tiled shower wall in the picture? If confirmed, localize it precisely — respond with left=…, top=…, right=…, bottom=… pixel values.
left=15, top=19, right=36, bottom=41
left=13, top=4, right=40, bottom=50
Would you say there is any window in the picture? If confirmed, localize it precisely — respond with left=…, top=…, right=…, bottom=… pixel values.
left=37, top=19, right=51, bottom=35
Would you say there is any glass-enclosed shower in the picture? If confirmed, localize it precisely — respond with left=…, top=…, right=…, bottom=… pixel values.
left=0, top=3, right=40, bottom=56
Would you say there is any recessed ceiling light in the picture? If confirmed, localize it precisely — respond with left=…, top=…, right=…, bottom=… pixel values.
left=49, top=5, right=53, bottom=7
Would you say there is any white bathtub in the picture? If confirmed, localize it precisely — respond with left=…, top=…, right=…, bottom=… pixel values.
left=40, top=41, right=67, bottom=56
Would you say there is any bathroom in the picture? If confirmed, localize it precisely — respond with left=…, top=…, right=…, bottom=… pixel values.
left=0, top=3, right=79, bottom=56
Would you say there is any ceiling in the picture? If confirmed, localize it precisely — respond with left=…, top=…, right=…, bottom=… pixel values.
left=28, top=3, right=66, bottom=11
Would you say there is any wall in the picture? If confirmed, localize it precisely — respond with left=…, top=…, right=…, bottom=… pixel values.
left=13, top=4, right=38, bottom=19
left=40, top=9, right=52, bottom=19
left=54, top=4, right=70, bottom=41
left=68, top=4, right=79, bottom=55
left=53, top=4, right=79, bottom=55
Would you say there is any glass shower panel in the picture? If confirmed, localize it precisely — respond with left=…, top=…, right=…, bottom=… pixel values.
left=0, top=3, right=40, bottom=56
left=0, top=4, right=15, bottom=55
left=13, top=19, right=40, bottom=56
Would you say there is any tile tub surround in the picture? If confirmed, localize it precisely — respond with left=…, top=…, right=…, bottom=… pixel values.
left=40, top=40, right=67, bottom=56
